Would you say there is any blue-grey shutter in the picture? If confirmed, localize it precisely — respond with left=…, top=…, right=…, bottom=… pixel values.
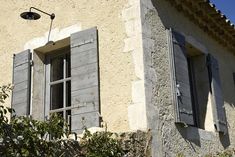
left=12, top=49, right=31, bottom=116
left=170, top=30, right=194, bottom=126
left=207, top=54, right=227, bottom=134
left=70, top=27, right=100, bottom=133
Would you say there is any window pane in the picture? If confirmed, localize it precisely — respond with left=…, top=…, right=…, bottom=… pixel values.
left=50, top=83, right=63, bottom=110
left=66, top=53, right=71, bottom=78
left=51, top=56, right=64, bottom=81
left=66, top=81, right=71, bottom=107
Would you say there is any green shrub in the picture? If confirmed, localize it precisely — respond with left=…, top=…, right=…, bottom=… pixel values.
left=0, top=84, right=125, bottom=157
left=80, top=128, right=124, bottom=157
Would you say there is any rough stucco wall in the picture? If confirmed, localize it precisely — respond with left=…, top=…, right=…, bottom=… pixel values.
left=0, top=0, right=137, bottom=132
left=141, top=0, right=235, bottom=156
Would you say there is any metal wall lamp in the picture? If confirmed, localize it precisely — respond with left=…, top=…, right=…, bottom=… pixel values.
left=20, top=7, right=55, bottom=44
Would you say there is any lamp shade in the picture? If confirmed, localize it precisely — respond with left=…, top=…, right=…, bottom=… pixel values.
left=20, top=12, right=41, bottom=20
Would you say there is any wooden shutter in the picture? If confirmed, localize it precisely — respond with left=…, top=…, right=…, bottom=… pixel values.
left=70, top=27, right=100, bottom=133
left=170, top=30, right=194, bottom=126
left=207, top=54, right=227, bottom=134
left=12, top=49, right=31, bottom=116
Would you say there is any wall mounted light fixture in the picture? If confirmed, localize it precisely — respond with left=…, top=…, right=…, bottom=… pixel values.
left=20, top=7, right=55, bottom=45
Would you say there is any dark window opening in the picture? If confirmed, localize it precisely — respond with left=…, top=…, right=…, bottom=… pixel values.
left=186, top=45, right=211, bottom=129
left=50, top=83, right=63, bottom=110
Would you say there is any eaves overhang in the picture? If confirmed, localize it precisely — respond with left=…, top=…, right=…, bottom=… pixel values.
left=165, top=0, right=235, bottom=53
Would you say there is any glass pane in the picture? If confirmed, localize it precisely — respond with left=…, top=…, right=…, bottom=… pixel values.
left=50, top=83, right=63, bottom=110
left=66, top=53, right=71, bottom=78
left=66, top=81, right=71, bottom=107
left=51, top=56, right=64, bottom=81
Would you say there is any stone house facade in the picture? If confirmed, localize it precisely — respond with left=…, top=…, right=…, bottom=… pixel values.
left=0, top=0, right=235, bottom=156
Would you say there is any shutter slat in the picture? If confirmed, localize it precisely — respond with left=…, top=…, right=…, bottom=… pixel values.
left=13, top=81, right=28, bottom=92
left=207, top=54, right=227, bottom=133
left=12, top=50, right=31, bottom=116
left=71, top=111, right=100, bottom=133
left=70, top=27, right=100, bottom=133
left=14, top=52, right=30, bottom=66
left=71, top=62, right=98, bottom=76
left=71, top=48, right=97, bottom=68
left=12, top=102, right=29, bottom=115
left=14, top=63, right=29, bottom=72
left=71, top=86, right=99, bottom=103
left=71, top=29, right=97, bottom=47
left=71, top=72, right=98, bottom=90
left=72, top=103, right=99, bottom=115
left=71, top=43, right=97, bottom=53
left=12, top=89, right=28, bottom=104
left=170, top=30, right=195, bottom=126
left=13, top=69, right=29, bottom=84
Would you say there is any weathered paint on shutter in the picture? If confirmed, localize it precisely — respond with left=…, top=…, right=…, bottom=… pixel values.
left=12, top=49, right=31, bottom=116
left=170, top=30, right=194, bottom=126
left=70, top=27, right=100, bottom=133
left=207, top=54, right=227, bottom=134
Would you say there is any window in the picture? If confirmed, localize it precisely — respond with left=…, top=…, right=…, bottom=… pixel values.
left=170, top=30, right=227, bottom=134
left=12, top=27, right=101, bottom=134
left=186, top=45, right=210, bottom=129
left=45, top=47, right=71, bottom=130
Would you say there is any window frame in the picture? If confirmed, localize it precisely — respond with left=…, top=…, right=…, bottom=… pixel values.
left=45, top=46, right=72, bottom=129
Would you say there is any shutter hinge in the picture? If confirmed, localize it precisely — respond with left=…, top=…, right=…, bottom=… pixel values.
left=30, top=60, right=34, bottom=66
left=176, top=84, right=181, bottom=97
left=72, top=38, right=94, bottom=48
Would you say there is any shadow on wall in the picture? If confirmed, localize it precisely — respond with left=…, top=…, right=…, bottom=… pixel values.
left=150, top=0, right=231, bottom=151
left=176, top=125, right=230, bottom=149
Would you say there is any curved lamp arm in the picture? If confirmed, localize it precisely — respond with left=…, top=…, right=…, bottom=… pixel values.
left=29, top=7, right=55, bottom=20
left=21, top=7, right=56, bottom=44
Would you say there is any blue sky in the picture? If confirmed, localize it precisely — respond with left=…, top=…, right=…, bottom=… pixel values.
left=210, top=0, right=235, bottom=24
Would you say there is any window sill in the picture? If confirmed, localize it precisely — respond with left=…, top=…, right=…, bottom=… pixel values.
left=177, top=125, right=217, bottom=141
